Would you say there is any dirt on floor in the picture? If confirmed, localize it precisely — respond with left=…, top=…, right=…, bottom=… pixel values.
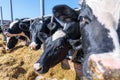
left=0, top=34, right=77, bottom=80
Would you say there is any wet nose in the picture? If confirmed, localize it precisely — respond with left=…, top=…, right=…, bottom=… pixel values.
left=33, top=63, right=41, bottom=71
left=29, top=42, right=37, bottom=50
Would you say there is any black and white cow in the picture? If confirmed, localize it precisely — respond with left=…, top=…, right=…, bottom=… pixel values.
left=29, top=18, right=43, bottom=50
left=34, top=3, right=120, bottom=79
left=78, top=0, right=120, bottom=79
left=4, top=18, right=34, bottom=50
left=33, top=4, right=83, bottom=74
left=33, top=23, right=82, bottom=73
left=29, top=15, right=63, bottom=50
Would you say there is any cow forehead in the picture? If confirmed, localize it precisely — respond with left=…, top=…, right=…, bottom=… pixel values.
left=52, top=30, right=66, bottom=41
left=9, top=20, right=19, bottom=28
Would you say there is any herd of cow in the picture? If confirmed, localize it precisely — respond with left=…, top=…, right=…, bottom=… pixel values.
left=0, top=0, right=120, bottom=79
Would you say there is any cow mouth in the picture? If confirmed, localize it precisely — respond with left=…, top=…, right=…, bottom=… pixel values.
left=5, top=47, right=12, bottom=52
left=35, top=66, right=43, bottom=72
left=4, top=32, right=11, bottom=37
left=33, top=63, right=49, bottom=74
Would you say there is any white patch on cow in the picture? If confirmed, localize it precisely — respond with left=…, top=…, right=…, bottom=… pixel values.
left=39, top=20, right=43, bottom=23
left=52, top=29, right=66, bottom=41
left=9, top=20, right=19, bottom=28
left=6, top=37, right=10, bottom=44
left=6, top=37, right=10, bottom=50
left=33, top=63, right=41, bottom=71
left=63, top=23, right=67, bottom=30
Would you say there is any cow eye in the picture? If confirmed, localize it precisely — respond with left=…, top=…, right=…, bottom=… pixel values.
left=79, top=16, right=84, bottom=22
left=54, top=47, right=58, bottom=51
left=79, top=16, right=90, bottom=24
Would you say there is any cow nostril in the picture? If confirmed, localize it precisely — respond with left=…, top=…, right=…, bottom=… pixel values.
left=33, top=63, right=43, bottom=71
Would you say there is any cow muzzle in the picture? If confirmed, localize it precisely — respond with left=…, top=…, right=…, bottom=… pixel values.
left=33, top=63, right=44, bottom=73
left=29, top=42, right=37, bottom=50
left=4, top=32, right=12, bottom=37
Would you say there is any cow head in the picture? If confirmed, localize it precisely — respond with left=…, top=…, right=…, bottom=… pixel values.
left=4, top=18, right=32, bottom=50
left=78, top=2, right=120, bottom=79
left=34, top=21, right=81, bottom=74
left=34, top=29, right=72, bottom=73
left=29, top=16, right=63, bottom=50
left=6, top=36, right=18, bottom=50
left=33, top=4, right=81, bottom=74
left=29, top=18, right=43, bottom=50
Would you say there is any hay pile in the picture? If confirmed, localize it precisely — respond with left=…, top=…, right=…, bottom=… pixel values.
left=0, top=34, right=76, bottom=80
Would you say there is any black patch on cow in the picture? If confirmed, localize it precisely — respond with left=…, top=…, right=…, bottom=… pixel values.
left=18, top=36, right=27, bottom=41
left=117, top=20, right=120, bottom=43
left=0, top=26, right=2, bottom=33
left=79, top=5, right=115, bottom=54
left=7, top=37, right=18, bottom=49
left=63, top=22, right=81, bottom=39
left=7, top=21, right=22, bottom=34
left=36, top=37, right=71, bottom=73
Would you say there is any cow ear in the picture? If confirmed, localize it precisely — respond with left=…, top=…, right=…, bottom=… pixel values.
left=78, top=5, right=93, bottom=22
